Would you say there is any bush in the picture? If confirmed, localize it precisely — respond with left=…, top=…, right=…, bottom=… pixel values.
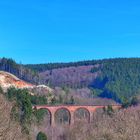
left=6, top=87, right=32, bottom=133
left=0, top=86, right=3, bottom=94
left=34, top=109, right=48, bottom=123
left=131, top=96, right=139, bottom=106
left=10, top=104, right=20, bottom=121
left=36, top=132, right=47, bottom=140
left=122, top=96, right=139, bottom=108
left=122, top=97, right=131, bottom=108
left=30, top=95, right=47, bottom=105
left=104, top=105, right=114, bottom=116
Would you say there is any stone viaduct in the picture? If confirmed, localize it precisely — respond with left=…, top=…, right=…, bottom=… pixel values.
left=33, top=105, right=121, bottom=126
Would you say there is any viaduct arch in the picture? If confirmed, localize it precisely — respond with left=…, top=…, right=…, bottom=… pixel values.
left=54, top=107, right=71, bottom=125
left=33, top=105, right=121, bottom=126
left=74, top=107, right=90, bottom=123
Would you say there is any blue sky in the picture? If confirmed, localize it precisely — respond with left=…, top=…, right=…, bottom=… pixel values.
left=0, top=0, right=140, bottom=64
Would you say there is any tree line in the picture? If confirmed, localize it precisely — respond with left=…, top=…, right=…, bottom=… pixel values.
left=0, top=58, right=39, bottom=84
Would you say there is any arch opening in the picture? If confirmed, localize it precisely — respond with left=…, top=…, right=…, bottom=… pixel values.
left=74, top=108, right=90, bottom=123
left=37, top=108, right=52, bottom=126
left=54, top=108, right=71, bottom=125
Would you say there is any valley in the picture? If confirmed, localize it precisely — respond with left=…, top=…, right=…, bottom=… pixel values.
left=0, top=58, right=140, bottom=140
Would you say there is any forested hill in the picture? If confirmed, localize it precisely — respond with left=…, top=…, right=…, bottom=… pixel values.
left=26, top=58, right=140, bottom=102
left=1, top=57, right=140, bottom=102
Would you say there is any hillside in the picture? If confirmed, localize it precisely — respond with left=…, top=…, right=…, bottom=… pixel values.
left=26, top=58, right=140, bottom=102
left=2, top=87, right=137, bottom=140
left=0, top=71, right=34, bottom=91
left=1, top=58, right=140, bottom=103
left=0, top=93, right=28, bottom=140
left=39, top=65, right=99, bottom=88
left=68, top=105, right=140, bottom=140
left=0, top=71, right=53, bottom=98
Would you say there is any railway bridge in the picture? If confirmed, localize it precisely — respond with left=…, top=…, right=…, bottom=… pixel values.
left=33, top=105, right=121, bottom=126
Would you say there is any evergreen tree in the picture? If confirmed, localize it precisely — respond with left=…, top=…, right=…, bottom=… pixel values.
left=37, top=132, right=47, bottom=140
left=131, top=96, right=139, bottom=106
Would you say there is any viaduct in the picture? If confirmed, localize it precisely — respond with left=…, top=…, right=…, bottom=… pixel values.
left=33, top=105, right=121, bottom=126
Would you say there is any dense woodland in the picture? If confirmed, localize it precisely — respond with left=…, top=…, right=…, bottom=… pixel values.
left=1, top=58, right=140, bottom=103
left=94, top=58, right=140, bottom=102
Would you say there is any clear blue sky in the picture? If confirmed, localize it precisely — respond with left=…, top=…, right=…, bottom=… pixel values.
left=0, top=0, right=140, bottom=64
